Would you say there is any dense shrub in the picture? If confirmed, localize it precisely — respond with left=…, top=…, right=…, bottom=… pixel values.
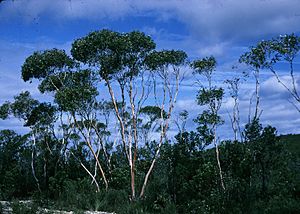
left=0, top=122, right=299, bottom=213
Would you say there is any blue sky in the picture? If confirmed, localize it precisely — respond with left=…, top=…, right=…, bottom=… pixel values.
left=0, top=0, right=300, bottom=138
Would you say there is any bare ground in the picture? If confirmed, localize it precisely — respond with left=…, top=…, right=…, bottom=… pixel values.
left=0, top=201, right=115, bottom=214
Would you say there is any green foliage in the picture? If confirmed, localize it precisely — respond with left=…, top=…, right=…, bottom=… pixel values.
left=0, top=123, right=299, bottom=213
left=269, top=33, right=300, bottom=63
left=71, top=29, right=155, bottom=79
left=196, top=87, right=224, bottom=106
left=240, top=33, right=300, bottom=108
left=140, top=106, right=166, bottom=120
left=280, top=134, right=300, bottom=156
left=71, top=29, right=123, bottom=66
left=145, top=50, right=187, bottom=70
left=39, top=69, right=99, bottom=112
left=0, top=101, right=10, bottom=119
left=240, top=41, right=270, bottom=69
left=10, top=91, right=39, bottom=121
left=21, top=48, right=74, bottom=82
left=240, top=33, right=300, bottom=69
left=11, top=201, right=39, bottom=214
left=26, top=103, right=56, bottom=127
left=244, top=118, right=262, bottom=141
left=0, top=91, right=57, bottom=130
left=96, top=189, right=129, bottom=213
left=191, top=56, right=216, bottom=76
left=0, top=130, right=33, bottom=200
left=55, top=178, right=98, bottom=210
left=139, top=106, right=167, bottom=132
left=195, top=110, right=223, bottom=126
left=1, top=30, right=300, bottom=214
left=194, top=110, right=222, bottom=146
left=192, top=56, right=224, bottom=155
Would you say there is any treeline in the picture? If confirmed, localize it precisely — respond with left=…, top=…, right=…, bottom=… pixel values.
left=0, top=121, right=299, bottom=213
left=0, top=30, right=300, bottom=213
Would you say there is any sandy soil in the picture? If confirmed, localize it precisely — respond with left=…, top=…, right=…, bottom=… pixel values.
left=0, top=201, right=115, bottom=214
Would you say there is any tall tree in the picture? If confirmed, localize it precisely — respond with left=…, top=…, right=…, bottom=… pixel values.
left=225, top=77, right=242, bottom=142
left=0, top=91, right=56, bottom=192
left=241, top=33, right=300, bottom=113
left=140, top=50, right=187, bottom=197
left=71, top=30, right=156, bottom=199
left=21, top=49, right=109, bottom=191
left=191, top=56, right=226, bottom=190
left=240, top=42, right=268, bottom=120
left=71, top=29, right=188, bottom=199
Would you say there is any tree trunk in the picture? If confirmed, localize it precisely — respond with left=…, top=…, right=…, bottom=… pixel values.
left=254, top=68, right=260, bottom=120
left=129, top=79, right=138, bottom=200
left=214, top=138, right=225, bottom=191
left=31, top=132, right=41, bottom=193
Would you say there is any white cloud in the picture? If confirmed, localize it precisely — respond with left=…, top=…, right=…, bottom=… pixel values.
left=0, top=39, right=71, bottom=103
left=173, top=66, right=300, bottom=138
left=260, top=75, right=300, bottom=107
left=196, top=42, right=229, bottom=57
left=1, top=0, right=300, bottom=137
left=174, top=0, right=300, bottom=42
left=1, top=0, right=299, bottom=43
left=0, top=117, right=30, bottom=134
left=238, top=75, right=300, bottom=134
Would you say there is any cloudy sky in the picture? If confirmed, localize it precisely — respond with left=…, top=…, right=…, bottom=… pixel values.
left=0, top=0, right=299, bottom=138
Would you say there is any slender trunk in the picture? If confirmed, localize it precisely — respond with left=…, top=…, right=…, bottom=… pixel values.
left=92, top=143, right=101, bottom=184
left=213, top=129, right=225, bottom=190
left=140, top=123, right=168, bottom=198
left=210, top=93, right=225, bottom=190
left=209, top=79, right=225, bottom=190
left=236, top=98, right=243, bottom=142
left=129, top=78, right=138, bottom=200
left=87, top=136, right=108, bottom=190
left=268, top=62, right=300, bottom=113
left=254, top=68, right=260, bottom=120
left=140, top=69, right=180, bottom=198
left=31, top=132, right=41, bottom=193
left=289, top=60, right=300, bottom=100
left=72, top=113, right=109, bottom=191
left=127, top=131, right=134, bottom=199
left=70, top=151, right=100, bottom=192
left=233, top=97, right=238, bottom=141
left=106, top=79, right=138, bottom=198
left=130, top=163, right=135, bottom=199
left=119, top=81, right=126, bottom=118
left=92, top=125, right=112, bottom=174
left=43, top=157, right=48, bottom=188
left=105, top=79, right=129, bottom=160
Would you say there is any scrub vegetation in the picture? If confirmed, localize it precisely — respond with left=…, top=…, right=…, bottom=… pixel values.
left=0, top=30, right=299, bottom=213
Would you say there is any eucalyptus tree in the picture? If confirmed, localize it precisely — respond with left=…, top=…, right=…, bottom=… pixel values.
left=71, top=29, right=187, bottom=199
left=71, top=30, right=155, bottom=199
left=191, top=56, right=225, bottom=190
left=140, top=50, right=187, bottom=197
left=266, top=34, right=300, bottom=110
left=241, top=33, right=300, bottom=113
left=239, top=42, right=268, bottom=120
left=53, top=70, right=109, bottom=191
left=13, top=28, right=188, bottom=199
left=0, top=91, right=56, bottom=192
left=225, top=77, right=242, bottom=142
left=21, top=49, right=109, bottom=191
left=0, top=129, right=30, bottom=199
